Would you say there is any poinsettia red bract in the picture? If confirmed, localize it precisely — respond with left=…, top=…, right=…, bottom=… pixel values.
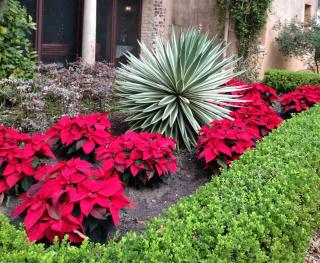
left=13, top=158, right=131, bottom=243
left=232, top=82, right=279, bottom=106
left=230, top=98, right=283, bottom=136
left=96, top=131, right=176, bottom=184
left=197, top=119, right=261, bottom=169
left=45, top=113, right=113, bottom=157
left=0, top=126, right=54, bottom=194
left=281, top=85, right=320, bottom=113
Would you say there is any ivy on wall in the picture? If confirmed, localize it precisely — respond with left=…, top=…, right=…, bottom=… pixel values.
left=218, top=0, right=273, bottom=80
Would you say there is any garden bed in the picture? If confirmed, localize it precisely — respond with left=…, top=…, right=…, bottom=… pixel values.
left=0, top=73, right=320, bottom=261
left=0, top=105, right=320, bottom=262
left=1, top=7, right=320, bottom=259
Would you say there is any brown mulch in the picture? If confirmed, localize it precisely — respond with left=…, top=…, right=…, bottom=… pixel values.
left=118, top=150, right=210, bottom=235
left=307, top=232, right=320, bottom=263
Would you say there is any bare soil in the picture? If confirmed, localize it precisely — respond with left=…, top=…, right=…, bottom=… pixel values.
left=118, top=150, right=210, bottom=235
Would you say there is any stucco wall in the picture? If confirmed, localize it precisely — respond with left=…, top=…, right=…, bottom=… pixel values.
left=260, top=0, right=319, bottom=75
left=170, top=0, right=237, bottom=55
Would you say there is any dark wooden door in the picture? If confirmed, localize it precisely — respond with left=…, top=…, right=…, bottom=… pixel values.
left=40, top=0, right=81, bottom=63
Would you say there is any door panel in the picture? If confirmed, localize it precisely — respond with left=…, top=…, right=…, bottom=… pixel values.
left=96, top=0, right=113, bottom=61
left=41, top=0, right=80, bottom=63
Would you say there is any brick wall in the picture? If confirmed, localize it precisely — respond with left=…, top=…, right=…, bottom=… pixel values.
left=140, top=0, right=168, bottom=49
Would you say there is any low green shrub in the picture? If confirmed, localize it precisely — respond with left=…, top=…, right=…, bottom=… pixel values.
left=1, top=105, right=320, bottom=262
left=263, top=68, right=320, bottom=93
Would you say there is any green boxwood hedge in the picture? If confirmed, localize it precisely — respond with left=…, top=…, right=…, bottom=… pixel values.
left=263, top=68, right=320, bottom=93
left=1, top=105, right=320, bottom=262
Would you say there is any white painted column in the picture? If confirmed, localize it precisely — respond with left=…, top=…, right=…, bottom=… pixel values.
left=82, top=0, right=97, bottom=65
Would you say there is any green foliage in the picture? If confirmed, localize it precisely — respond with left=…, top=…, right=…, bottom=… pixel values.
left=116, top=29, right=243, bottom=150
left=0, top=0, right=36, bottom=79
left=230, top=0, right=272, bottom=58
left=217, top=0, right=272, bottom=81
left=1, top=105, right=320, bottom=262
left=263, top=68, right=320, bottom=93
left=275, top=17, right=320, bottom=73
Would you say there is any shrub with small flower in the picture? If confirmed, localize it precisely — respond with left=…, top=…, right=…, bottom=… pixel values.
left=196, top=119, right=261, bottom=170
left=0, top=61, right=115, bottom=133
left=96, top=131, right=176, bottom=186
left=280, top=85, right=320, bottom=114
left=45, top=113, right=113, bottom=162
left=12, top=158, right=130, bottom=243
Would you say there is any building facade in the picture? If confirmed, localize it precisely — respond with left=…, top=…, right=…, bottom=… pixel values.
left=20, top=0, right=320, bottom=75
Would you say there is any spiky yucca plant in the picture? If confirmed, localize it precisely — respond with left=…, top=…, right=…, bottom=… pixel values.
left=116, top=29, right=245, bottom=150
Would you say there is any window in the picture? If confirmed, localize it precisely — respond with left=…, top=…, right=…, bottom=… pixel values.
left=96, top=0, right=113, bottom=61
left=116, top=0, right=141, bottom=64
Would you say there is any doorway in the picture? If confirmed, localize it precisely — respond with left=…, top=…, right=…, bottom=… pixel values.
left=20, top=0, right=142, bottom=64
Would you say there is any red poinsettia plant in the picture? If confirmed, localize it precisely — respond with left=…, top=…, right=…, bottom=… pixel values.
left=230, top=98, right=283, bottom=137
left=196, top=119, right=261, bottom=170
left=0, top=125, right=54, bottom=196
left=0, top=112, right=179, bottom=244
left=96, top=131, right=177, bottom=186
left=225, top=78, right=248, bottom=87
left=45, top=113, right=113, bottom=162
left=280, top=85, right=320, bottom=114
left=12, top=158, right=131, bottom=244
left=232, top=82, right=279, bottom=106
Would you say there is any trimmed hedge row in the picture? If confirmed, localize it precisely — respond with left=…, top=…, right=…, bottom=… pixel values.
left=1, top=105, right=320, bottom=262
left=263, top=69, right=320, bottom=93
